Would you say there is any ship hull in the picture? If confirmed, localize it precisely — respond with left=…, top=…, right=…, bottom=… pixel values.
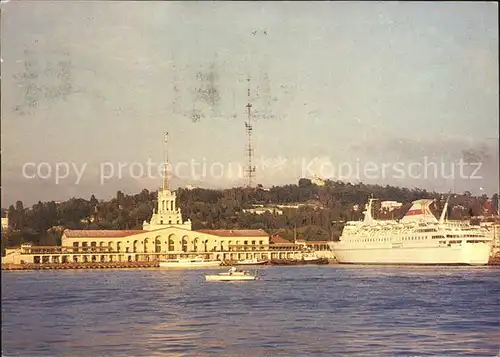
left=159, top=261, right=221, bottom=268
left=331, top=243, right=491, bottom=266
left=234, top=260, right=268, bottom=266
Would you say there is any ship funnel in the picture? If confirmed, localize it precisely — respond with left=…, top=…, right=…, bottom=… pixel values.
left=400, top=199, right=438, bottom=223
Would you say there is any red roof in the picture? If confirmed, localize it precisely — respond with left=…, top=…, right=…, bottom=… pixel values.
left=63, top=229, right=146, bottom=238
left=196, top=229, right=269, bottom=237
left=270, top=235, right=291, bottom=244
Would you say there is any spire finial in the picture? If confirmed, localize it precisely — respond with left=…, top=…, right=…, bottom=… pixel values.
left=163, top=132, right=169, bottom=191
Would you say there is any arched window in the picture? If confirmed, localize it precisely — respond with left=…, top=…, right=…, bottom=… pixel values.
left=168, top=237, right=175, bottom=251
left=155, top=236, right=161, bottom=253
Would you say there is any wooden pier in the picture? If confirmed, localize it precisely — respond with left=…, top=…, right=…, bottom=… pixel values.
left=1, top=261, right=160, bottom=271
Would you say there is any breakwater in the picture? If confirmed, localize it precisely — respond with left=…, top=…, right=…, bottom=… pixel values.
left=223, top=258, right=331, bottom=266
left=270, top=258, right=330, bottom=265
left=1, top=261, right=160, bottom=270
left=1, top=259, right=334, bottom=271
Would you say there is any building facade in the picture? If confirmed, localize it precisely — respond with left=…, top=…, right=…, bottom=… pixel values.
left=295, top=239, right=335, bottom=259
left=480, top=222, right=500, bottom=255
left=3, top=174, right=278, bottom=264
left=243, top=206, right=284, bottom=215
left=2, top=227, right=298, bottom=265
left=58, top=226, right=271, bottom=263
left=1, top=216, right=8, bottom=231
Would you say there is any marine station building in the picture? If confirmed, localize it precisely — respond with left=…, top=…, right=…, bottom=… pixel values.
left=3, top=170, right=305, bottom=265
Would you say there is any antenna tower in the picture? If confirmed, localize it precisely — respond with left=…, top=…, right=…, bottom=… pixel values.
left=244, top=77, right=256, bottom=187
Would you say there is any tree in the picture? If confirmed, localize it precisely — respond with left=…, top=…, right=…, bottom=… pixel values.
left=492, top=193, right=499, bottom=215
left=116, top=191, right=125, bottom=208
left=7, top=205, right=16, bottom=230
left=298, top=178, right=312, bottom=188
left=90, top=194, right=98, bottom=208
left=15, top=200, right=25, bottom=230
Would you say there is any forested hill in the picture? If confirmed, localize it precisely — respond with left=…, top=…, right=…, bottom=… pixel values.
left=2, top=178, right=498, bottom=248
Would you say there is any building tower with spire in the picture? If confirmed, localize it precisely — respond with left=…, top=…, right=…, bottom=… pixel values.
left=143, top=132, right=192, bottom=231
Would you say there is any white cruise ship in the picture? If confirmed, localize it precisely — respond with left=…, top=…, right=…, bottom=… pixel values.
left=329, top=198, right=492, bottom=265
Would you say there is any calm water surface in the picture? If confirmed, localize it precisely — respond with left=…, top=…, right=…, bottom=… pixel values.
left=2, top=266, right=500, bottom=356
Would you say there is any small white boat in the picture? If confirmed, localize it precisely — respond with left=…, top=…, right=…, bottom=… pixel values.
left=159, top=255, right=221, bottom=268
left=205, top=267, right=259, bottom=282
left=235, top=258, right=268, bottom=266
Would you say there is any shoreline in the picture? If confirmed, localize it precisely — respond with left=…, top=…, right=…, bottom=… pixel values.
left=0, top=258, right=333, bottom=271
left=3, top=257, right=499, bottom=271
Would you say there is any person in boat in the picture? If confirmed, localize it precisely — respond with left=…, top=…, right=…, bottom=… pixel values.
left=229, top=267, right=246, bottom=275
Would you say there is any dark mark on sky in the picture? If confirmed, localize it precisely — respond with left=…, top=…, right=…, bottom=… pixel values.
left=190, top=62, right=221, bottom=123
left=462, top=145, right=492, bottom=163
left=13, top=47, right=76, bottom=116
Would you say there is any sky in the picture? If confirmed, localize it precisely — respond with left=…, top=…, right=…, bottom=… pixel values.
left=1, top=1, right=499, bottom=206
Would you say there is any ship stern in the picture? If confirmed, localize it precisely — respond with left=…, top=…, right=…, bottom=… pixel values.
left=462, top=242, right=492, bottom=265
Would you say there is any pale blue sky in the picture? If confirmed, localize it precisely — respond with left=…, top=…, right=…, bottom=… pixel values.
left=1, top=1, right=498, bottom=206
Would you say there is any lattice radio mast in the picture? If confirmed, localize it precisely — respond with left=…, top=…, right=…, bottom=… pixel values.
left=244, top=77, right=256, bottom=188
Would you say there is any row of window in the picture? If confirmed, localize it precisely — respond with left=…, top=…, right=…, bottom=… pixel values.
left=160, top=219, right=181, bottom=224
left=71, top=240, right=265, bottom=253
left=348, top=238, right=391, bottom=243
left=347, top=237, right=489, bottom=245
left=73, top=240, right=265, bottom=247
left=349, top=233, right=486, bottom=244
left=76, top=240, right=267, bottom=246
left=349, top=236, right=430, bottom=243
left=305, top=244, right=330, bottom=251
